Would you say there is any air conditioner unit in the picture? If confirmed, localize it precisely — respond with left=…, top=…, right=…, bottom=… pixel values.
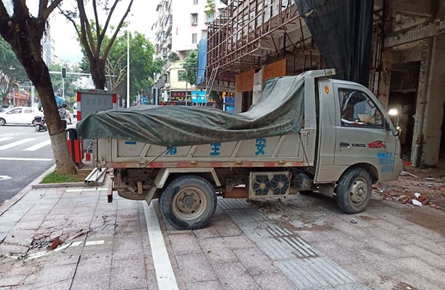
left=165, top=83, right=170, bottom=88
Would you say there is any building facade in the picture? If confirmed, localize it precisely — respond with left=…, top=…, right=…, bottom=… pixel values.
left=205, top=0, right=445, bottom=168
left=153, top=0, right=227, bottom=104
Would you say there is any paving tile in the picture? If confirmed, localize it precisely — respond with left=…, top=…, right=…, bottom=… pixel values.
left=370, top=229, right=411, bottom=246
left=146, top=270, right=159, bottom=290
left=176, top=253, right=217, bottom=283
left=367, top=219, right=412, bottom=235
left=391, top=257, right=445, bottom=287
left=193, top=226, right=221, bottom=239
left=168, top=233, right=202, bottom=255
left=33, top=264, right=77, bottom=288
left=294, top=230, right=330, bottom=244
left=221, top=236, right=256, bottom=249
left=212, top=220, right=243, bottom=237
left=364, top=237, right=413, bottom=259
left=233, top=248, right=279, bottom=275
left=399, top=233, right=445, bottom=255
left=402, top=224, right=445, bottom=242
left=71, top=272, right=110, bottom=290
left=332, top=222, right=379, bottom=239
left=2, top=229, right=35, bottom=247
left=0, top=274, right=28, bottom=287
left=199, top=238, right=238, bottom=264
left=252, top=273, right=297, bottom=290
left=321, top=230, right=367, bottom=251
left=214, top=262, right=260, bottom=290
left=400, top=244, right=445, bottom=270
left=310, top=241, right=368, bottom=266
left=112, top=236, right=144, bottom=260
left=110, top=258, right=148, bottom=290
left=185, top=280, right=224, bottom=290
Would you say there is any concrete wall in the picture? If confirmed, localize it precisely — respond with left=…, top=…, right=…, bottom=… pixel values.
left=167, top=61, right=195, bottom=91
left=420, top=35, right=445, bottom=166
left=172, top=0, right=208, bottom=52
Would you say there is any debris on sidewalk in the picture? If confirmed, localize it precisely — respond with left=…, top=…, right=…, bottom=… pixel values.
left=412, top=200, right=422, bottom=207
left=350, top=218, right=358, bottom=224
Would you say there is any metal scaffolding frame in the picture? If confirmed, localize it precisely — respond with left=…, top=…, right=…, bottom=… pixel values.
left=206, top=0, right=314, bottom=82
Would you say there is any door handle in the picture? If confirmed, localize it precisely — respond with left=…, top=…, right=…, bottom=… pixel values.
left=339, top=142, right=351, bottom=148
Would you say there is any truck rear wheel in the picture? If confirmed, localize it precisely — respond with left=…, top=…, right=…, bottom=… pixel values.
left=336, top=168, right=372, bottom=214
left=160, top=175, right=217, bottom=230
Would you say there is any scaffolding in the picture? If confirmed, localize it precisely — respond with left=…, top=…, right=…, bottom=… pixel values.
left=206, top=0, right=315, bottom=83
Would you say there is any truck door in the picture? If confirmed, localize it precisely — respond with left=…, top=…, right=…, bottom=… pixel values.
left=333, top=84, right=397, bottom=182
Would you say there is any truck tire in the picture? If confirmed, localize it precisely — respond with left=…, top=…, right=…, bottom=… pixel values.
left=336, top=167, right=372, bottom=214
left=160, top=175, right=217, bottom=230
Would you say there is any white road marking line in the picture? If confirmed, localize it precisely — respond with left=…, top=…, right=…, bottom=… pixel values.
left=0, top=138, right=35, bottom=150
left=23, top=139, right=51, bottom=151
left=144, top=201, right=179, bottom=290
left=0, top=175, right=12, bottom=180
left=85, top=240, right=105, bottom=246
left=0, top=157, right=53, bottom=161
left=0, top=137, right=13, bottom=143
left=66, top=188, right=108, bottom=192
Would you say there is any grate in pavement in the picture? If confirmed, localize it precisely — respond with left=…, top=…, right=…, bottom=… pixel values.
left=220, top=199, right=372, bottom=290
left=218, top=199, right=255, bottom=210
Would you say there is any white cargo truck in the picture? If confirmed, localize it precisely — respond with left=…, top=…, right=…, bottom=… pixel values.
left=82, top=70, right=402, bottom=230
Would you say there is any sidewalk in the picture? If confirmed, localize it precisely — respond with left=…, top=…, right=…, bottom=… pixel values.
left=1, top=177, right=445, bottom=289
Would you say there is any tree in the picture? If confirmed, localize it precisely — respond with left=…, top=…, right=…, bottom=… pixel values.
left=79, top=29, right=157, bottom=104
left=0, top=0, right=75, bottom=174
left=182, top=50, right=198, bottom=86
left=0, top=37, right=28, bottom=102
left=61, top=0, right=134, bottom=89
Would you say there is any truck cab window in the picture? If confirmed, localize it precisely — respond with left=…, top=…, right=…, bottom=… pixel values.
left=338, top=88, right=383, bottom=129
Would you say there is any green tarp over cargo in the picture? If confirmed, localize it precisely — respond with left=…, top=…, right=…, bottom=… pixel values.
left=76, top=74, right=305, bottom=147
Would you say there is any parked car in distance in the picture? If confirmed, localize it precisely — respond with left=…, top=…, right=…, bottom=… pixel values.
left=0, top=107, right=42, bottom=126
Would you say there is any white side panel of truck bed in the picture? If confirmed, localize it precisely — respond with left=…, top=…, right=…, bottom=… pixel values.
left=97, top=129, right=315, bottom=168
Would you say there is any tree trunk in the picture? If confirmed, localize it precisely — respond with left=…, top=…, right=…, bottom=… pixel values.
left=30, top=66, right=75, bottom=175
left=90, top=57, right=106, bottom=89
left=4, top=21, right=75, bottom=174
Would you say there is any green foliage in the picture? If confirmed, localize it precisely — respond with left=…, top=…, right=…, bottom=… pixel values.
left=77, top=25, right=156, bottom=103
left=152, top=59, right=166, bottom=75
left=182, top=50, right=198, bottom=86
left=205, top=0, right=216, bottom=18
left=168, top=52, right=179, bottom=62
left=48, top=63, right=81, bottom=99
left=0, top=38, right=28, bottom=99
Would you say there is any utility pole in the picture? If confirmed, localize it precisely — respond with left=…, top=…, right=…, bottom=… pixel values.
left=61, top=67, right=67, bottom=101
left=31, top=85, right=35, bottom=108
left=127, top=29, right=130, bottom=108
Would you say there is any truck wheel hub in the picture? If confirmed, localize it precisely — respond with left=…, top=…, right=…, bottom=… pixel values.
left=350, top=179, right=367, bottom=204
left=173, top=187, right=207, bottom=220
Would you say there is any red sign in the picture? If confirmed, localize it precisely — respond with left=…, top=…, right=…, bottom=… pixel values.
left=368, top=141, right=386, bottom=149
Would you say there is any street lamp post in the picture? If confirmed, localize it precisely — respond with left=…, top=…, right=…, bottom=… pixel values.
left=127, top=28, right=130, bottom=108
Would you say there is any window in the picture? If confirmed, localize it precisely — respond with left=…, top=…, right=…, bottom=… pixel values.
left=338, top=88, right=384, bottom=129
left=8, top=108, right=21, bottom=114
left=193, top=0, right=198, bottom=5
left=24, top=108, right=33, bottom=114
left=178, top=70, right=186, bottom=82
left=191, top=13, right=198, bottom=25
left=192, top=33, right=197, bottom=44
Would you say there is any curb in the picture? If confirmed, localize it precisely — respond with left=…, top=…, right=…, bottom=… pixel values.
left=0, top=165, right=56, bottom=216
left=31, top=181, right=104, bottom=189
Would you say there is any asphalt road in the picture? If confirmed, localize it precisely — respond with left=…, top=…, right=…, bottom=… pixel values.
left=0, top=124, right=54, bottom=203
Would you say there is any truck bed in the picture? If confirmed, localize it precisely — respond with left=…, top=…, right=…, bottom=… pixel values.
left=96, top=130, right=315, bottom=169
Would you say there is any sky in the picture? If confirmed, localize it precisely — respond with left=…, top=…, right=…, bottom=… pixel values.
left=3, top=0, right=158, bottom=63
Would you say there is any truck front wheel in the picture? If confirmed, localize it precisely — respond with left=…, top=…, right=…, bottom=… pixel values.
left=336, top=168, right=372, bottom=214
left=160, top=175, right=217, bottom=230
